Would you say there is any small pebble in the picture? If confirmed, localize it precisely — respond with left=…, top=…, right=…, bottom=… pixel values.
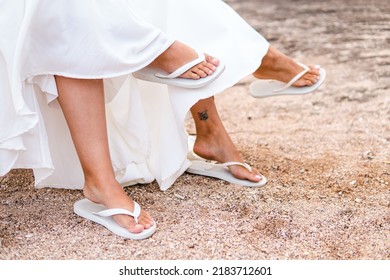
left=363, top=151, right=374, bottom=160
left=174, top=193, right=185, bottom=200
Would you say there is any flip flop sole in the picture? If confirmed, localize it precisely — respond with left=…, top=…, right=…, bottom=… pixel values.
left=186, top=161, right=267, bottom=188
left=74, top=199, right=156, bottom=240
left=133, top=63, right=225, bottom=89
left=250, top=67, right=326, bottom=98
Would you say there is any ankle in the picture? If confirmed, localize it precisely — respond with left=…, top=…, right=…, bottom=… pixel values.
left=193, top=127, right=236, bottom=162
left=83, top=174, right=120, bottom=199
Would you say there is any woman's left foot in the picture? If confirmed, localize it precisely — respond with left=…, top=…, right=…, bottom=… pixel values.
left=253, top=45, right=321, bottom=87
left=191, top=131, right=263, bottom=184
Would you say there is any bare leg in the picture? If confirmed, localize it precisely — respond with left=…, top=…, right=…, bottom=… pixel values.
left=190, top=97, right=263, bottom=183
left=254, top=45, right=320, bottom=86
left=55, top=76, right=153, bottom=233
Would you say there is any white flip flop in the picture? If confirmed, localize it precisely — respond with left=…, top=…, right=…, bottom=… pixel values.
left=186, top=159, right=267, bottom=188
left=74, top=198, right=156, bottom=240
left=249, top=63, right=326, bottom=98
left=133, top=49, right=225, bottom=89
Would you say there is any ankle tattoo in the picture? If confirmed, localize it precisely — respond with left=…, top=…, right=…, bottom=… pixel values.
left=198, top=110, right=209, bottom=121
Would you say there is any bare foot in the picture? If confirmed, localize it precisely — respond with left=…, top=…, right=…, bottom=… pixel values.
left=150, top=40, right=220, bottom=79
left=83, top=180, right=154, bottom=234
left=192, top=129, right=263, bottom=183
left=254, top=45, right=321, bottom=86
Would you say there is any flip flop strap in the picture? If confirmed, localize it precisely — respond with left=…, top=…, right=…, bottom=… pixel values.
left=273, top=63, right=310, bottom=93
left=155, top=49, right=205, bottom=79
left=221, top=161, right=253, bottom=172
left=93, top=202, right=141, bottom=223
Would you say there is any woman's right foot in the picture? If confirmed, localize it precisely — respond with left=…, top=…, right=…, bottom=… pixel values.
left=150, top=40, right=220, bottom=80
left=83, top=181, right=154, bottom=234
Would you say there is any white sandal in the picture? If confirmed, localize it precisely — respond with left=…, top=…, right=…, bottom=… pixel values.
left=133, top=49, right=225, bottom=88
left=186, top=158, right=267, bottom=188
left=249, top=63, right=326, bottom=98
left=74, top=198, right=156, bottom=240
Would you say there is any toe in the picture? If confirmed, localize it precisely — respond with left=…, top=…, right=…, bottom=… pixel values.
left=115, top=215, right=145, bottom=234
left=137, top=211, right=155, bottom=229
left=229, top=165, right=263, bottom=183
left=127, top=223, right=145, bottom=234
left=249, top=167, right=264, bottom=182
left=183, top=71, right=200, bottom=79
left=304, top=78, right=315, bottom=86
left=193, top=68, right=208, bottom=78
left=205, top=54, right=220, bottom=67
left=199, top=63, right=214, bottom=75
left=179, top=53, right=220, bottom=80
left=308, top=65, right=321, bottom=76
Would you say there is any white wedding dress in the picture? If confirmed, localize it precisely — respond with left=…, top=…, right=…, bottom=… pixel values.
left=0, top=0, right=269, bottom=190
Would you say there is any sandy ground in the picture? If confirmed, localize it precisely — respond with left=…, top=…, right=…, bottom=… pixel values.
left=1, top=0, right=389, bottom=260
